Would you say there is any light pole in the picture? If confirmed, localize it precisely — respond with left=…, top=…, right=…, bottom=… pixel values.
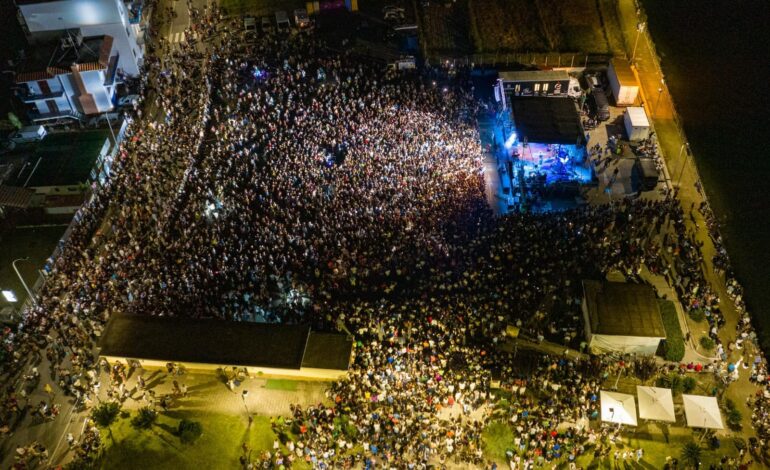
left=655, top=86, right=664, bottom=117
left=12, top=257, right=37, bottom=307
left=676, top=142, right=692, bottom=186
left=632, top=22, right=646, bottom=61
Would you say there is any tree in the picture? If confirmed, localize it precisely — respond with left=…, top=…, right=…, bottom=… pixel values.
left=681, top=441, right=702, bottom=469
left=131, top=406, right=158, bottom=430
left=699, top=336, right=715, bottom=351
left=177, top=419, right=203, bottom=444
left=682, top=376, right=697, bottom=393
left=91, top=401, right=121, bottom=442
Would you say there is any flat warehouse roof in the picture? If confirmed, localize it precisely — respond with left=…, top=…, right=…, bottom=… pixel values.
left=583, top=280, right=666, bottom=337
left=511, top=97, right=584, bottom=145
left=99, top=314, right=353, bottom=371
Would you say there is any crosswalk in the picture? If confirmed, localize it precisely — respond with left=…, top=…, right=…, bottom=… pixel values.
left=168, top=31, right=199, bottom=44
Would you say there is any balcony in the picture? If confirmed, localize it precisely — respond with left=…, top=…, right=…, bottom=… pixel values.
left=29, top=109, right=85, bottom=122
left=17, top=89, right=65, bottom=102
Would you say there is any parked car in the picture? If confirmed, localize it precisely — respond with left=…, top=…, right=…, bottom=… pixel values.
left=243, top=16, right=257, bottom=34
left=591, top=88, right=611, bottom=121
left=261, top=16, right=273, bottom=33
left=275, top=11, right=290, bottom=31
left=117, top=94, right=140, bottom=108
left=293, top=9, right=310, bottom=28
left=9, top=125, right=46, bottom=144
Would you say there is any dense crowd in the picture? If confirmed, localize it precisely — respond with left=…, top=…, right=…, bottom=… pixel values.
left=0, top=7, right=765, bottom=469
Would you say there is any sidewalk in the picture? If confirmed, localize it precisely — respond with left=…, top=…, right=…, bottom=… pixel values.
left=615, top=0, right=757, bottom=439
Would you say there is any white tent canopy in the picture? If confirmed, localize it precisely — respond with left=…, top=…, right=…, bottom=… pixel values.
left=601, top=391, right=638, bottom=426
left=636, top=386, right=675, bottom=422
left=682, top=394, right=724, bottom=429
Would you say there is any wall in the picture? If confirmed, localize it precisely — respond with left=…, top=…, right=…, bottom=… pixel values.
left=101, top=356, right=349, bottom=381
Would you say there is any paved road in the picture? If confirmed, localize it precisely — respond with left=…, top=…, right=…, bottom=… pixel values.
left=616, top=0, right=759, bottom=443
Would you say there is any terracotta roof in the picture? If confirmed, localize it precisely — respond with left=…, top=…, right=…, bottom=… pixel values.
left=15, top=67, right=69, bottom=83
left=74, top=62, right=107, bottom=72
left=98, top=35, right=114, bottom=67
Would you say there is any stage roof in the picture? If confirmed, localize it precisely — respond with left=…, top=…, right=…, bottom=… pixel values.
left=511, top=97, right=584, bottom=145
left=499, top=70, right=570, bottom=83
left=99, top=314, right=352, bottom=371
left=583, top=280, right=666, bottom=338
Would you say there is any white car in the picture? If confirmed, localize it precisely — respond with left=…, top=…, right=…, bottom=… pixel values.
left=117, top=94, right=140, bottom=108
left=9, top=125, right=47, bottom=144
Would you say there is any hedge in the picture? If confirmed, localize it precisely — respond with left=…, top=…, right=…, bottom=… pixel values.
left=659, top=300, right=685, bottom=362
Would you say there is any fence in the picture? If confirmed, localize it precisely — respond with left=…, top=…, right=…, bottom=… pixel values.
left=426, top=52, right=613, bottom=70
left=629, top=0, right=708, bottom=198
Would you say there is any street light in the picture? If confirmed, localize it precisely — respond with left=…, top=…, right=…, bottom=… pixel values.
left=676, top=142, right=692, bottom=186
left=12, top=257, right=38, bottom=307
left=632, top=22, right=646, bottom=61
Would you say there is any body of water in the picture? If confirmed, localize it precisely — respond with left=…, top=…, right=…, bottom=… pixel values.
left=643, top=0, right=770, bottom=346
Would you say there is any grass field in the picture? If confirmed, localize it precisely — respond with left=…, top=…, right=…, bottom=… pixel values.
left=453, top=0, right=626, bottom=55
left=482, top=419, right=742, bottom=468
left=100, top=411, right=305, bottom=469
left=265, top=379, right=298, bottom=391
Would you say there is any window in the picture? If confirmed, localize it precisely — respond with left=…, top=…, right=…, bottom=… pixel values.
left=514, top=84, right=521, bottom=94
left=542, top=83, right=549, bottom=93
left=534, top=83, right=540, bottom=92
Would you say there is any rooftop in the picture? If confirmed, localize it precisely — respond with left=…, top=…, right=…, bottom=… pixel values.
left=583, top=280, right=666, bottom=338
left=610, top=58, right=638, bottom=86
left=511, top=97, right=584, bottom=145
left=16, top=33, right=111, bottom=83
left=99, top=314, right=354, bottom=371
left=499, top=70, right=570, bottom=83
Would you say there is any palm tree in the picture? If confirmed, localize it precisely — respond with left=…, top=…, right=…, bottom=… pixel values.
left=91, top=401, right=121, bottom=443
left=680, top=441, right=702, bottom=469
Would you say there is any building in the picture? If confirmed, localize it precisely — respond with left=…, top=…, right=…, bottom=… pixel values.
left=581, top=280, right=666, bottom=355
left=496, top=70, right=574, bottom=109
left=15, top=32, right=120, bottom=123
left=15, top=0, right=150, bottom=77
left=99, top=314, right=355, bottom=380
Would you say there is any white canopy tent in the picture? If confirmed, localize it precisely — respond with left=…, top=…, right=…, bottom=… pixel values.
left=682, top=394, right=724, bottom=430
left=636, top=386, right=675, bottom=422
left=600, top=391, right=638, bottom=426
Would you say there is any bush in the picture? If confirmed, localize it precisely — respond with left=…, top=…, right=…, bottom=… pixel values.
left=682, top=376, right=697, bottom=393
left=131, top=407, right=157, bottom=430
left=91, top=402, right=121, bottom=429
left=177, top=419, right=203, bottom=444
left=688, top=308, right=706, bottom=322
left=724, top=399, right=742, bottom=431
left=700, top=336, right=716, bottom=351
left=659, top=301, right=685, bottom=362
left=657, top=374, right=684, bottom=395
left=65, top=457, right=100, bottom=470
left=632, top=356, right=658, bottom=381
left=726, top=408, right=742, bottom=431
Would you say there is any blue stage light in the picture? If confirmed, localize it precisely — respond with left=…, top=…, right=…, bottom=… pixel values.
left=504, top=132, right=517, bottom=149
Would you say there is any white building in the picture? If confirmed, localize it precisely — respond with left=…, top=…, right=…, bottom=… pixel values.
left=15, top=33, right=119, bottom=123
left=15, top=0, right=151, bottom=77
